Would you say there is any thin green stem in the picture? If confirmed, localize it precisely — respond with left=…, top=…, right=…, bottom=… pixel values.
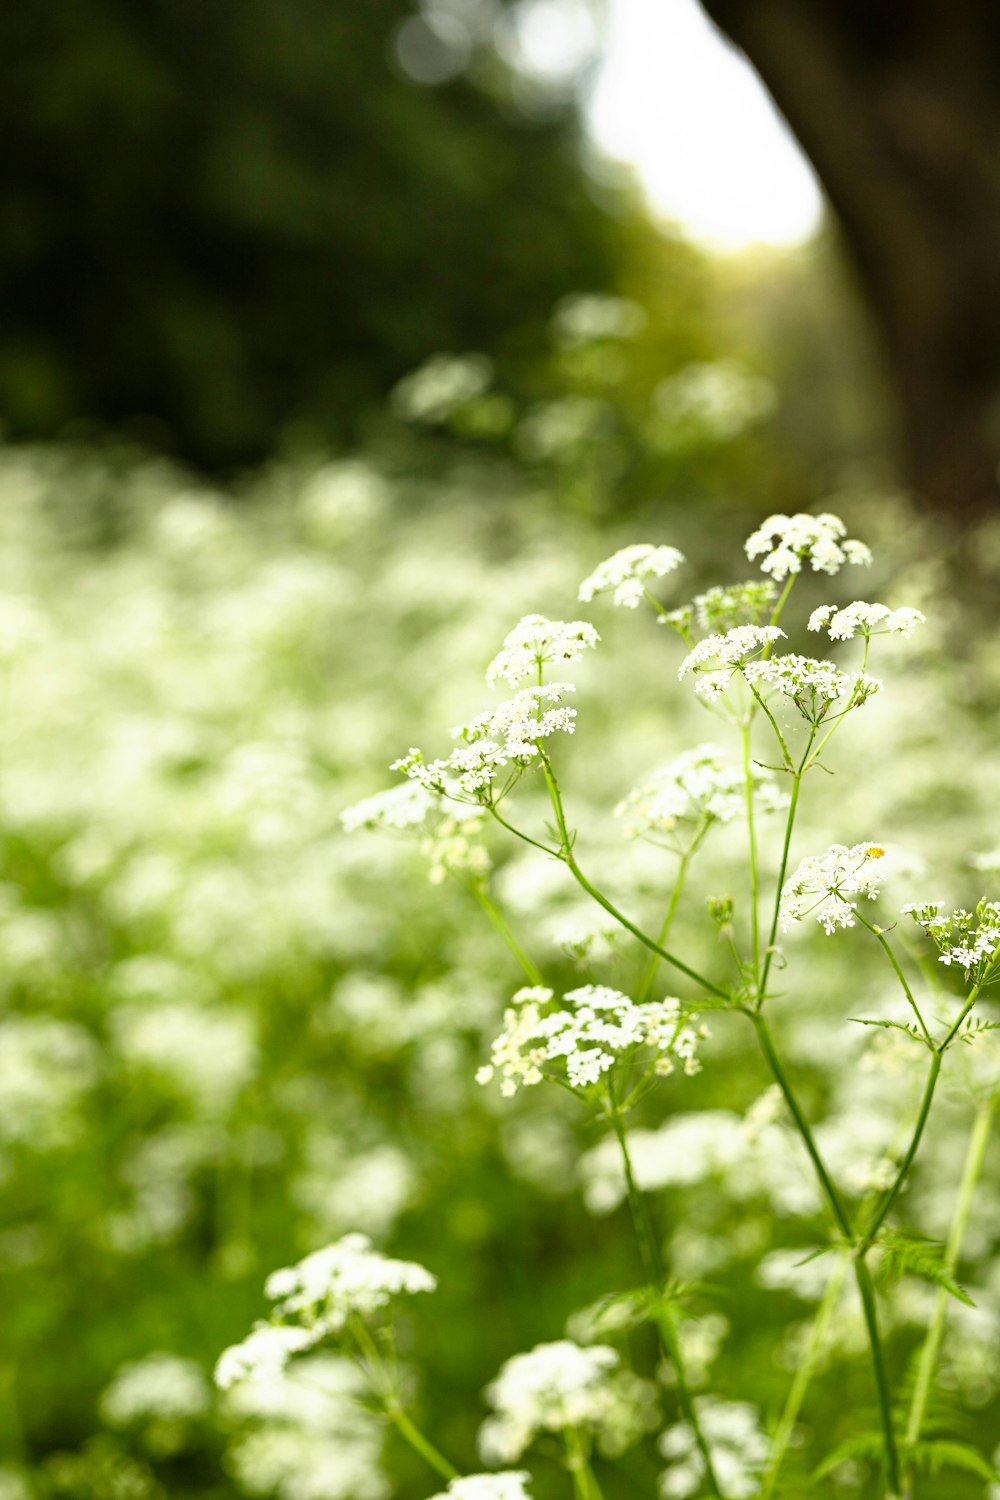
left=758, top=773, right=801, bottom=1002
left=472, top=883, right=545, bottom=985
left=802, top=636, right=871, bottom=772
left=388, top=1405, right=460, bottom=1482
left=857, top=1053, right=942, bottom=1253
left=565, top=1426, right=606, bottom=1500
left=853, top=1257, right=902, bottom=1496
left=855, top=914, right=933, bottom=1046
left=487, top=804, right=559, bottom=860
left=536, top=748, right=729, bottom=1001
left=903, top=1097, right=996, bottom=1482
left=760, top=1252, right=847, bottom=1499
left=768, top=573, right=798, bottom=633
left=742, top=723, right=762, bottom=984
left=637, top=847, right=694, bottom=1003
left=748, top=1011, right=853, bottom=1239
left=609, top=1105, right=726, bottom=1500
left=350, top=1317, right=459, bottom=1481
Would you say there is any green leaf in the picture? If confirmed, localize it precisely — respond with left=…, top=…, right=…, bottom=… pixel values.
left=908, top=1439, right=998, bottom=1481
left=876, top=1230, right=975, bottom=1307
left=813, top=1431, right=886, bottom=1481
left=851, top=1017, right=929, bottom=1046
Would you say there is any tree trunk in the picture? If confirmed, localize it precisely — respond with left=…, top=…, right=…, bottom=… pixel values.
left=699, top=0, right=1000, bottom=519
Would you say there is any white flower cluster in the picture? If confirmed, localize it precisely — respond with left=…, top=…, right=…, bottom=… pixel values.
left=427, top=1475, right=533, bottom=1500
left=578, top=544, right=685, bottom=608
left=340, top=782, right=434, bottom=834
left=779, top=842, right=890, bottom=935
left=100, top=1352, right=211, bottom=1427
left=808, top=601, right=926, bottom=640
left=215, top=1235, right=436, bottom=1388
left=552, top=293, right=646, bottom=346
left=391, top=353, right=493, bottom=423
left=660, top=1398, right=768, bottom=1500
left=485, top=615, right=599, bottom=689
left=393, top=683, right=577, bottom=801
left=902, top=900, right=1000, bottom=983
left=615, top=744, right=787, bottom=845
left=479, top=1341, right=657, bottom=1463
left=743, top=653, right=880, bottom=724
left=224, top=1355, right=389, bottom=1500
left=678, top=625, right=785, bottom=703
left=476, top=984, right=700, bottom=1096
left=745, top=512, right=873, bottom=581
left=663, top=580, right=777, bottom=639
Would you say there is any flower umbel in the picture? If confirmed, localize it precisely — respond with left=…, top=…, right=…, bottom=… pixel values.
left=476, top=984, right=701, bottom=1097
left=745, top=512, right=873, bottom=581
left=392, top=683, right=577, bottom=802
left=808, top=601, right=926, bottom=640
left=779, top=841, right=891, bottom=934
left=214, top=1234, right=437, bottom=1388
left=677, top=625, right=785, bottom=703
left=578, top=544, right=685, bottom=608
left=743, top=653, right=880, bottom=725
left=615, top=744, right=787, bottom=848
left=426, top=1476, right=534, bottom=1500
left=478, top=1341, right=657, bottom=1463
left=903, top=900, right=1000, bottom=984
left=485, top=615, right=599, bottom=689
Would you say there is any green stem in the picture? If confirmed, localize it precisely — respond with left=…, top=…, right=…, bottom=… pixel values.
left=855, top=914, right=933, bottom=1046
left=472, top=883, right=545, bottom=985
left=760, top=1252, right=847, bottom=1499
left=903, top=1096, right=996, bottom=1478
left=609, top=1106, right=726, bottom=1500
left=857, top=1053, right=942, bottom=1252
left=565, top=1426, right=606, bottom=1500
left=768, top=573, right=797, bottom=633
left=853, top=1257, right=902, bottom=1496
left=758, top=772, right=801, bottom=1002
left=388, top=1404, right=460, bottom=1482
left=803, top=637, right=871, bottom=772
left=748, top=1011, right=853, bottom=1240
left=637, top=847, right=693, bottom=1003
left=350, top=1317, right=458, bottom=1482
left=742, top=722, right=761, bottom=984
left=537, top=748, right=729, bottom=1001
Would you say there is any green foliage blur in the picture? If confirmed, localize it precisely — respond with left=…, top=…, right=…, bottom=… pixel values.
left=0, top=0, right=624, bottom=466
left=1, top=310, right=999, bottom=1498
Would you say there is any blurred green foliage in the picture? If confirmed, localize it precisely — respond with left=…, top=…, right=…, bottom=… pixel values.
left=0, top=0, right=625, bottom=466
left=0, top=374, right=999, bottom=1497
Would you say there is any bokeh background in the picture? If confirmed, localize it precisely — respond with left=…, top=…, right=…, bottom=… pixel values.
left=2, top=2, right=1000, bottom=1498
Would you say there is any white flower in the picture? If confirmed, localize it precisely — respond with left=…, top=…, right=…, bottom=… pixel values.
left=903, top=900, right=1000, bottom=983
left=745, top=513, right=873, bottom=581
left=215, top=1325, right=316, bottom=1389
left=485, top=616, right=599, bottom=689
left=263, top=1233, right=437, bottom=1333
left=391, top=354, right=492, bottom=423
left=678, top=625, right=785, bottom=702
left=552, top=293, right=646, bottom=346
left=807, top=601, right=926, bottom=640
left=616, top=744, right=787, bottom=845
left=477, top=984, right=700, bottom=1097
left=578, top=544, right=685, bottom=608
left=660, top=1398, right=768, bottom=1500
left=779, top=842, right=891, bottom=934
left=393, top=684, right=577, bottom=801
left=341, top=782, right=434, bottom=833
left=215, top=1235, right=437, bottom=1388
left=743, top=653, right=880, bottom=723
left=663, top=580, right=777, bottom=639
left=479, top=1341, right=657, bottom=1463
left=426, top=1475, right=534, bottom=1500
left=100, top=1353, right=211, bottom=1426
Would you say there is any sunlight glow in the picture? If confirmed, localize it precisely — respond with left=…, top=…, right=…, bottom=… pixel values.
left=587, top=0, right=824, bottom=250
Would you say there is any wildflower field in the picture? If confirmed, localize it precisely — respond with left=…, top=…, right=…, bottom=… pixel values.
left=2, top=343, right=1000, bottom=1500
